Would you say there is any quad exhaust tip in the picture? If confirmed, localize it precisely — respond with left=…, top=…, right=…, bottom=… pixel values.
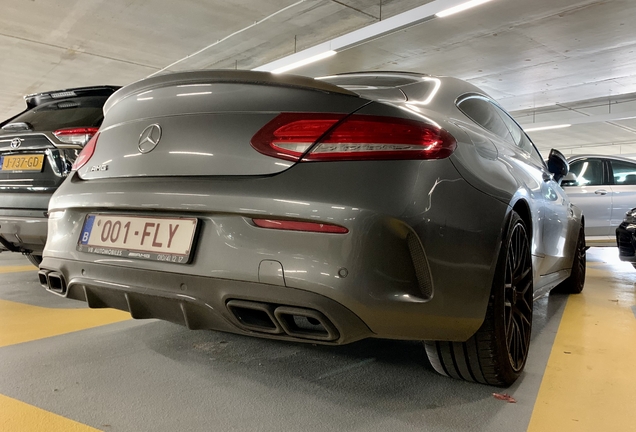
left=226, top=299, right=339, bottom=342
left=37, top=270, right=49, bottom=289
left=275, top=306, right=339, bottom=342
left=38, top=269, right=67, bottom=295
left=226, top=300, right=284, bottom=335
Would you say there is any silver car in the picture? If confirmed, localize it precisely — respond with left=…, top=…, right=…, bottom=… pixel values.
left=39, top=71, right=584, bottom=387
left=562, top=155, right=636, bottom=246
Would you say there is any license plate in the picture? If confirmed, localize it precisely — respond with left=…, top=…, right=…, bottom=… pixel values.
left=0, top=154, right=45, bottom=172
left=77, top=214, right=198, bottom=264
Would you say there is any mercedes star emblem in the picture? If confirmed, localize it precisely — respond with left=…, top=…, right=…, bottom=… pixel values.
left=10, top=138, right=22, bottom=149
left=138, top=124, right=162, bottom=154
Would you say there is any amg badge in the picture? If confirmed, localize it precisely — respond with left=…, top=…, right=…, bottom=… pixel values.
left=90, top=164, right=109, bottom=172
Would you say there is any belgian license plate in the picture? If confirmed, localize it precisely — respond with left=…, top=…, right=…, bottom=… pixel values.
left=0, top=154, right=45, bottom=172
left=77, top=214, right=198, bottom=264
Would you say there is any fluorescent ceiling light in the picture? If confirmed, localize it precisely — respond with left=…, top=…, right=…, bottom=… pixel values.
left=156, top=0, right=476, bottom=76
left=524, top=124, right=572, bottom=132
left=254, top=0, right=472, bottom=73
left=436, top=0, right=493, bottom=18
left=271, top=50, right=337, bottom=74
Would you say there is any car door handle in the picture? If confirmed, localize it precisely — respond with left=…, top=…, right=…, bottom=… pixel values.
left=594, top=189, right=608, bottom=195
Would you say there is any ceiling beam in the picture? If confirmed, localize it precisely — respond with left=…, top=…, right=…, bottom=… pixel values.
left=518, top=109, right=636, bottom=131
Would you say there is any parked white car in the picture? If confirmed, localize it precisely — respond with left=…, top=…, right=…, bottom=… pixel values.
left=562, top=155, right=636, bottom=246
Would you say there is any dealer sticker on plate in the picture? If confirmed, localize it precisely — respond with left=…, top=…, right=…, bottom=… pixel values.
left=77, top=214, right=198, bottom=264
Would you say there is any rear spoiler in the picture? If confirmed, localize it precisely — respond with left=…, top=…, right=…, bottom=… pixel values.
left=24, top=86, right=121, bottom=109
left=104, top=70, right=357, bottom=115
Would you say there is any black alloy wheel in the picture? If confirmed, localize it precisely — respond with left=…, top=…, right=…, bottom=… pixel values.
left=553, top=223, right=586, bottom=294
left=503, top=221, right=533, bottom=372
left=574, top=227, right=586, bottom=283
left=424, top=211, right=533, bottom=386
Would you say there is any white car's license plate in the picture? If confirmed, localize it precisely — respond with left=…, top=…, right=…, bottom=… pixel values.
left=77, top=214, right=198, bottom=264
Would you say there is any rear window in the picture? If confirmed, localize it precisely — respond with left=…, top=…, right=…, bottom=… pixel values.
left=319, top=74, right=436, bottom=103
left=457, top=97, right=513, bottom=143
left=7, top=96, right=108, bottom=132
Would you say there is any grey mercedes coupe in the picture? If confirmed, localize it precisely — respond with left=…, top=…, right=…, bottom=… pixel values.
left=39, top=71, right=585, bottom=386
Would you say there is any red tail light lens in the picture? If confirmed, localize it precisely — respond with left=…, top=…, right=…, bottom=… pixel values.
left=71, top=132, right=99, bottom=171
left=54, top=127, right=99, bottom=145
left=253, top=219, right=348, bottom=234
left=306, top=115, right=456, bottom=161
left=251, top=113, right=345, bottom=161
left=251, top=113, right=456, bottom=162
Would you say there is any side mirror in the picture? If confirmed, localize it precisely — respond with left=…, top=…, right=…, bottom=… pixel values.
left=560, top=172, right=577, bottom=187
left=547, top=149, right=569, bottom=183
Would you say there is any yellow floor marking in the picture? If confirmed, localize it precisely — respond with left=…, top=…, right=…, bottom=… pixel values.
left=0, top=299, right=130, bottom=348
left=0, top=394, right=100, bottom=432
left=528, top=267, right=636, bottom=431
left=0, top=265, right=36, bottom=274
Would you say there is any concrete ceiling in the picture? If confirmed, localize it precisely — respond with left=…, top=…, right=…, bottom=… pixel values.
left=2, top=0, right=635, bottom=157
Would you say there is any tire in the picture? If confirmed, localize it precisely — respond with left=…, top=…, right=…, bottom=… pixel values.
left=25, top=254, right=42, bottom=267
left=424, top=211, right=533, bottom=387
left=552, top=223, right=586, bottom=294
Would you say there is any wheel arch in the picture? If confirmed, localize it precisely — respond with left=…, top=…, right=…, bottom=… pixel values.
left=511, top=198, right=532, bottom=237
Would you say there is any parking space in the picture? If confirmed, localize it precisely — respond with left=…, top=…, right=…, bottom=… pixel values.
left=1, top=248, right=634, bottom=432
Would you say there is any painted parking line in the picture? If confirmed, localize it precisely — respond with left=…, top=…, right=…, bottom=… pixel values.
left=0, top=394, right=99, bottom=432
left=527, top=267, right=636, bottom=431
left=0, top=299, right=130, bottom=348
left=0, top=265, right=37, bottom=274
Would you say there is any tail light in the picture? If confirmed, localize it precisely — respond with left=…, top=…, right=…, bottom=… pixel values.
left=253, top=219, right=348, bottom=234
left=251, top=114, right=345, bottom=161
left=251, top=113, right=456, bottom=162
left=54, top=127, right=99, bottom=145
left=71, top=132, right=99, bottom=171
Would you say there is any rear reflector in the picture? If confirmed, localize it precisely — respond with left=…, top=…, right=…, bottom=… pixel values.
left=253, top=219, right=348, bottom=234
left=71, top=132, right=99, bottom=171
left=251, top=113, right=456, bottom=162
left=54, top=127, right=99, bottom=145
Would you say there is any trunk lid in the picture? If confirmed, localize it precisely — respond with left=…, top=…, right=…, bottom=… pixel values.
left=78, top=71, right=369, bottom=180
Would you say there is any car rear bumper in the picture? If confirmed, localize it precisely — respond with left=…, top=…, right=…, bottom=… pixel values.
left=0, top=212, right=48, bottom=254
left=0, top=191, right=52, bottom=254
left=43, top=160, right=510, bottom=342
left=586, top=235, right=618, bottom=247
left=39, top=257, right=372, bottom=345
left=616, top=222, right=636, bottom=262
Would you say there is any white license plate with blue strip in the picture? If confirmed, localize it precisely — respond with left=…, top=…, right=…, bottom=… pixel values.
left=77, top=214, right=198, bottom=264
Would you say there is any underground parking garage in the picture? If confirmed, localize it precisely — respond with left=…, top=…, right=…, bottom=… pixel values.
left=1, top=1, right=636, bottom=431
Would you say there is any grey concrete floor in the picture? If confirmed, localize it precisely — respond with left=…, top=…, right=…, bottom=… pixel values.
left=0, top=252, right=571, bottom=432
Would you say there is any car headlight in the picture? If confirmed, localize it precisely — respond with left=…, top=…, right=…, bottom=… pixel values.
left=624, top=208, right=636, bottom=224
